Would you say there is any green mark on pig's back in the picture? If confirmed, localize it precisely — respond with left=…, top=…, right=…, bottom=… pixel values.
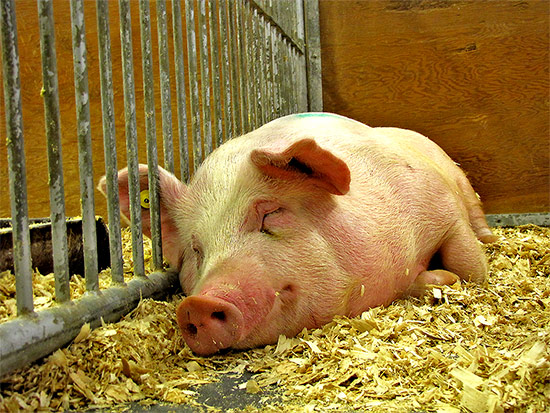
left=291, top=112, right=348, bottom=120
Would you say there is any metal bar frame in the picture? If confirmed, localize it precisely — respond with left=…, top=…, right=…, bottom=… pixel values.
left=0, top=0, right=325, bottom=378
left=119, top=0, right=146, bottom=278
left=70, top=0, right=100, bottom=291
left=1, top=0, right=34, bottom=316
left=37, top=0, right=71, bottom=303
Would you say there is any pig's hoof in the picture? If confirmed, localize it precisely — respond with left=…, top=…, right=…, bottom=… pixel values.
left=477, top=228, right=499, bottom=244
left=405, top=269, right=460, bottom=298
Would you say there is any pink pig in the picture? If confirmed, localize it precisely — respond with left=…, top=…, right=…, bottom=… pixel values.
left=101, top=113, right=496, bottom=356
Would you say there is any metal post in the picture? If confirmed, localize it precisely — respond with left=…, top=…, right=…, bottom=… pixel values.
left=138, top=0, right=163, bottom=270
left=208, top=0, right=224, bottom=147
left=303, top=0, right=322, bottom=111
left=118, top=0, right=145, bottom=278
left=198, top=0, right=213, bottom=157
left=185, top=0, right=202, bottom=172
left=96, top=0, right=124, bottom=286
left=171, top=0, right=190, bottom=182
left=219, top=0, right=234, bottom=140
left=70, top=0, right=100, bottom=288
left=0, top=0, right=34, bottom=315
left=37, top=0, right=70, bottom=302
left=156, top=0, right=175, bottom=174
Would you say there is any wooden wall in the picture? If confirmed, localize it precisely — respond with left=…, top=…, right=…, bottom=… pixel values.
left=1, top=0, right=549, bottom=219
left=319, top=0, right=549, bottom=214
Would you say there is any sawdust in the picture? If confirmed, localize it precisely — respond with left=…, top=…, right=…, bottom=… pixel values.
left=0, top=225, right=549, bottom=412
left=0, top=228, right=153, bottom=322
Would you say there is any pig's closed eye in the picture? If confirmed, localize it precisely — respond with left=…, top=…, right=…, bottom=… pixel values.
left=261, top=208, right=283, bottom=236
left=191, top=241, right=204, bottom=269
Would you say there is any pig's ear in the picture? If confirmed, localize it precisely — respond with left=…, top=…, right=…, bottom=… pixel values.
left=97, top=164, right=186, bottom=268
left=250, top=139, right=351, bottom=195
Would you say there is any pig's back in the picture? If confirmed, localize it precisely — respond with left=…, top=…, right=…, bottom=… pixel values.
left=249, top=113, right=461, bottom=187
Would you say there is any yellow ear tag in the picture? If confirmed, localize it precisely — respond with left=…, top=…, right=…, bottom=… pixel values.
left=140, top=190, right=150, bottom=209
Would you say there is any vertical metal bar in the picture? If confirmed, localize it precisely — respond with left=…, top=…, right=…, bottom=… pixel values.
left=303, top=0, right=322, bottom=111
left=118, top=0, right=145, bottom=278
left=295, top=47, right=304, bottom=112
left=255, top=9, right=267, bottom=125
left=291, top=0, right=298, bottom=50
left=96, top=0, right=124, bottom=286
left=250, top=7, right=260, bottom=128
left=238, top=1, right=249, bottom=132
left=247, top=4, right=257, bottom=129
left=228, top=0, right=242, bottom=136
left=274, top=26, right=283, bottom=116
left=264, top=18, right=274, bottom=122
left=208, top=0, right=223, bottom=147
left=290, top=46, right=296, bottom=113
left=156, top=0, right=175, bottom=174
left=171, top=0, right=190, bottom=182
left=245, top=5, right=255, bottom=129
left=138, top=0, right=163, bottom=270
left=185, top=0, right=202, bottom=171
left=294, top=51, right=299, bottom=113
left=197, top=0, right=212, bottom=157
left=256, top=12, right=265, bottom=125
left=1, top=0, right=34, bottom=315
left=236, top=0, right=247, bottom=133
left=283, top=39, right=291, bottom=115
left=271, top=27, right=282, bottom=116
left=70, top=0, right=99, bottom=287
left=278, top=35, right=285, bottom=115
left=218, top=0, right=232, bottom=141
left=271, top=25, right=280, bottom=118
left=290, top=41, right=296, bottom=113
left=286, top=39, right=292, bottom=115
left=37, top=0, right=70, bottom=303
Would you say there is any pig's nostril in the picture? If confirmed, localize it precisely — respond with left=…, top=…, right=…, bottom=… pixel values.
left=211, top=311, right=226, bottom=322
left=185, top=323, right=198, bottom=336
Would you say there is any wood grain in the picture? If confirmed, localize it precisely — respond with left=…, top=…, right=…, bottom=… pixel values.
left=1, top=0, right=549, bottom=218
left=319, top=0, right=549, bottom=214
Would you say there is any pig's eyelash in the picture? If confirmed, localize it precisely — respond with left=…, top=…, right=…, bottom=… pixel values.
left=260, top=208, right=282, bottom=236
left=191, top=244, right=204, bottom=268
left=260, top=227, right=274, bottom=236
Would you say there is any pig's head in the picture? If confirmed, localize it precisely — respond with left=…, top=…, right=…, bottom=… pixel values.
left=102, top=137, right=353, bottom=356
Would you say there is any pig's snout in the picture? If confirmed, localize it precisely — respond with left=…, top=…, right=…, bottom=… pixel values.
left=176, top=296, right=244, bottom=356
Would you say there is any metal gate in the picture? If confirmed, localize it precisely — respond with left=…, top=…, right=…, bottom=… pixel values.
left=0, top=0, right=322, bottom=377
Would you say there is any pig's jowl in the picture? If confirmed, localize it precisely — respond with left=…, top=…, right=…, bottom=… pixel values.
left=99, top=113, right=496, bottom=356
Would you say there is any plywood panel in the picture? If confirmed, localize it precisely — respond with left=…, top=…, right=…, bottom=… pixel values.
left=319, top=0, right=549, bottom=214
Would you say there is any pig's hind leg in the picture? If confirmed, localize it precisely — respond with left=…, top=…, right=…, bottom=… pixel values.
left=454, top=171, right=498, bottom=244
left=405, top=222, right=488, bottom=297
left=437, top=222, right=488, bottom=283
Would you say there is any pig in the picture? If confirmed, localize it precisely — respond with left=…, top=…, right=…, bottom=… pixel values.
left=99, top=112, right=497, bottom=356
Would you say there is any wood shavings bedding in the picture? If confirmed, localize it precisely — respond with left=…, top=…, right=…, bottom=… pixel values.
left=0, top=225, right=549, bottom=412
left=0, top=228, right=154, bottom=322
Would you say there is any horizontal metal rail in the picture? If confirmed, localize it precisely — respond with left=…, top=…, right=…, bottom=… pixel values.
left=486, top=213, right=550, bottom=227
left=0, top=271, right=179, bottom=376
